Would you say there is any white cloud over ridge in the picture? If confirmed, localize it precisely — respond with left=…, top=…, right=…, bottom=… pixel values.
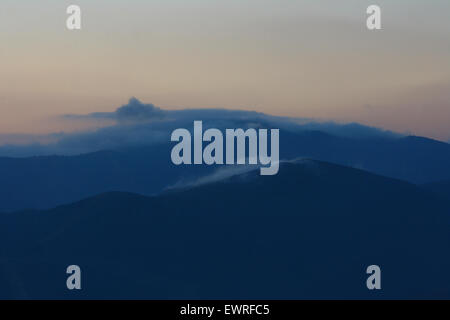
left=0, top=98, right=401, bottom=157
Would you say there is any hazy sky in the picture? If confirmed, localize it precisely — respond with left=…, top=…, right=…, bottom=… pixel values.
left=1, top=0, right=450, bottom=140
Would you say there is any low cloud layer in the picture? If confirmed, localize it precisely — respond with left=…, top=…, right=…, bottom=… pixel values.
left=0, top=98, right=401, bottom=157
left=165, top=158, right=322, bottom=191
left=63, top=97, right=166, bottom=123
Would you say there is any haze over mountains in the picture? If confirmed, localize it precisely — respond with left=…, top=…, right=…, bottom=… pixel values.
left=1, top=160, right=449, bottom=299
left=1, top=99, right=450, bottom=299
left=1, top=99, right=450, bottom=212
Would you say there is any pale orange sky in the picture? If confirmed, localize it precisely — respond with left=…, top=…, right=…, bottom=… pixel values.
left=1, top=0, right=450, bottom=140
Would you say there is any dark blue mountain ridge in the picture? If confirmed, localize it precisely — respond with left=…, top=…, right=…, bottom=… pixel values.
left=1, top=160, right=449, bottom=299
left=1, top=125, right=450, bottom=211
left=423, top=179, right=450, bottom=200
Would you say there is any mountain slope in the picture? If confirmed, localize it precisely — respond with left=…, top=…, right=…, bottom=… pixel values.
left=0, top=144, right=217, bottom=212
left=2, top=130, right=450, bottom=212
left=1, top=160, right=449, bottom=299
left=422, top=179, right=450, bottom=200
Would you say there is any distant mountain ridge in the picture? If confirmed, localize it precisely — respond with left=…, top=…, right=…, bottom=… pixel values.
left=2, top=129, right=450, bottom=212
left=1, top=160, right=449, bottom=299
left=423, top=179, right=450, bottom=200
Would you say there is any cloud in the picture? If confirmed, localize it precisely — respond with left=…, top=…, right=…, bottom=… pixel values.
left=165, top=158, right=323, bottom=190
left=0, top=98, right=404, bottom=157
left=166, top=165, right=260, bottom=190
left=63, top=97, right=166, bottom=123
left=292, top=121, right=401, bottom=140
left=115, top=97, right=166, bottom=122
left=0, top=133, right=61, bottom=146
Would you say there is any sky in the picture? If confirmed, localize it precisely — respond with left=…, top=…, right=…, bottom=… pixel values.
left=1, top=0, right=450, bottom=140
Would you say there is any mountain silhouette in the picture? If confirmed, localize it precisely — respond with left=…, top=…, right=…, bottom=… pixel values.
left=1, top=160, right=449, bottom=299
left=2, top=130, right=450, bottom=212
left=422, top=179, right=450, bottom=201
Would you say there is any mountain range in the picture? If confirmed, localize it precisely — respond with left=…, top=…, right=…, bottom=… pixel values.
left=1, top=160, right=449, bottom=299
left=2, top=129, right=450, bottom=212
left=1, top=99, right=450, bottom=299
